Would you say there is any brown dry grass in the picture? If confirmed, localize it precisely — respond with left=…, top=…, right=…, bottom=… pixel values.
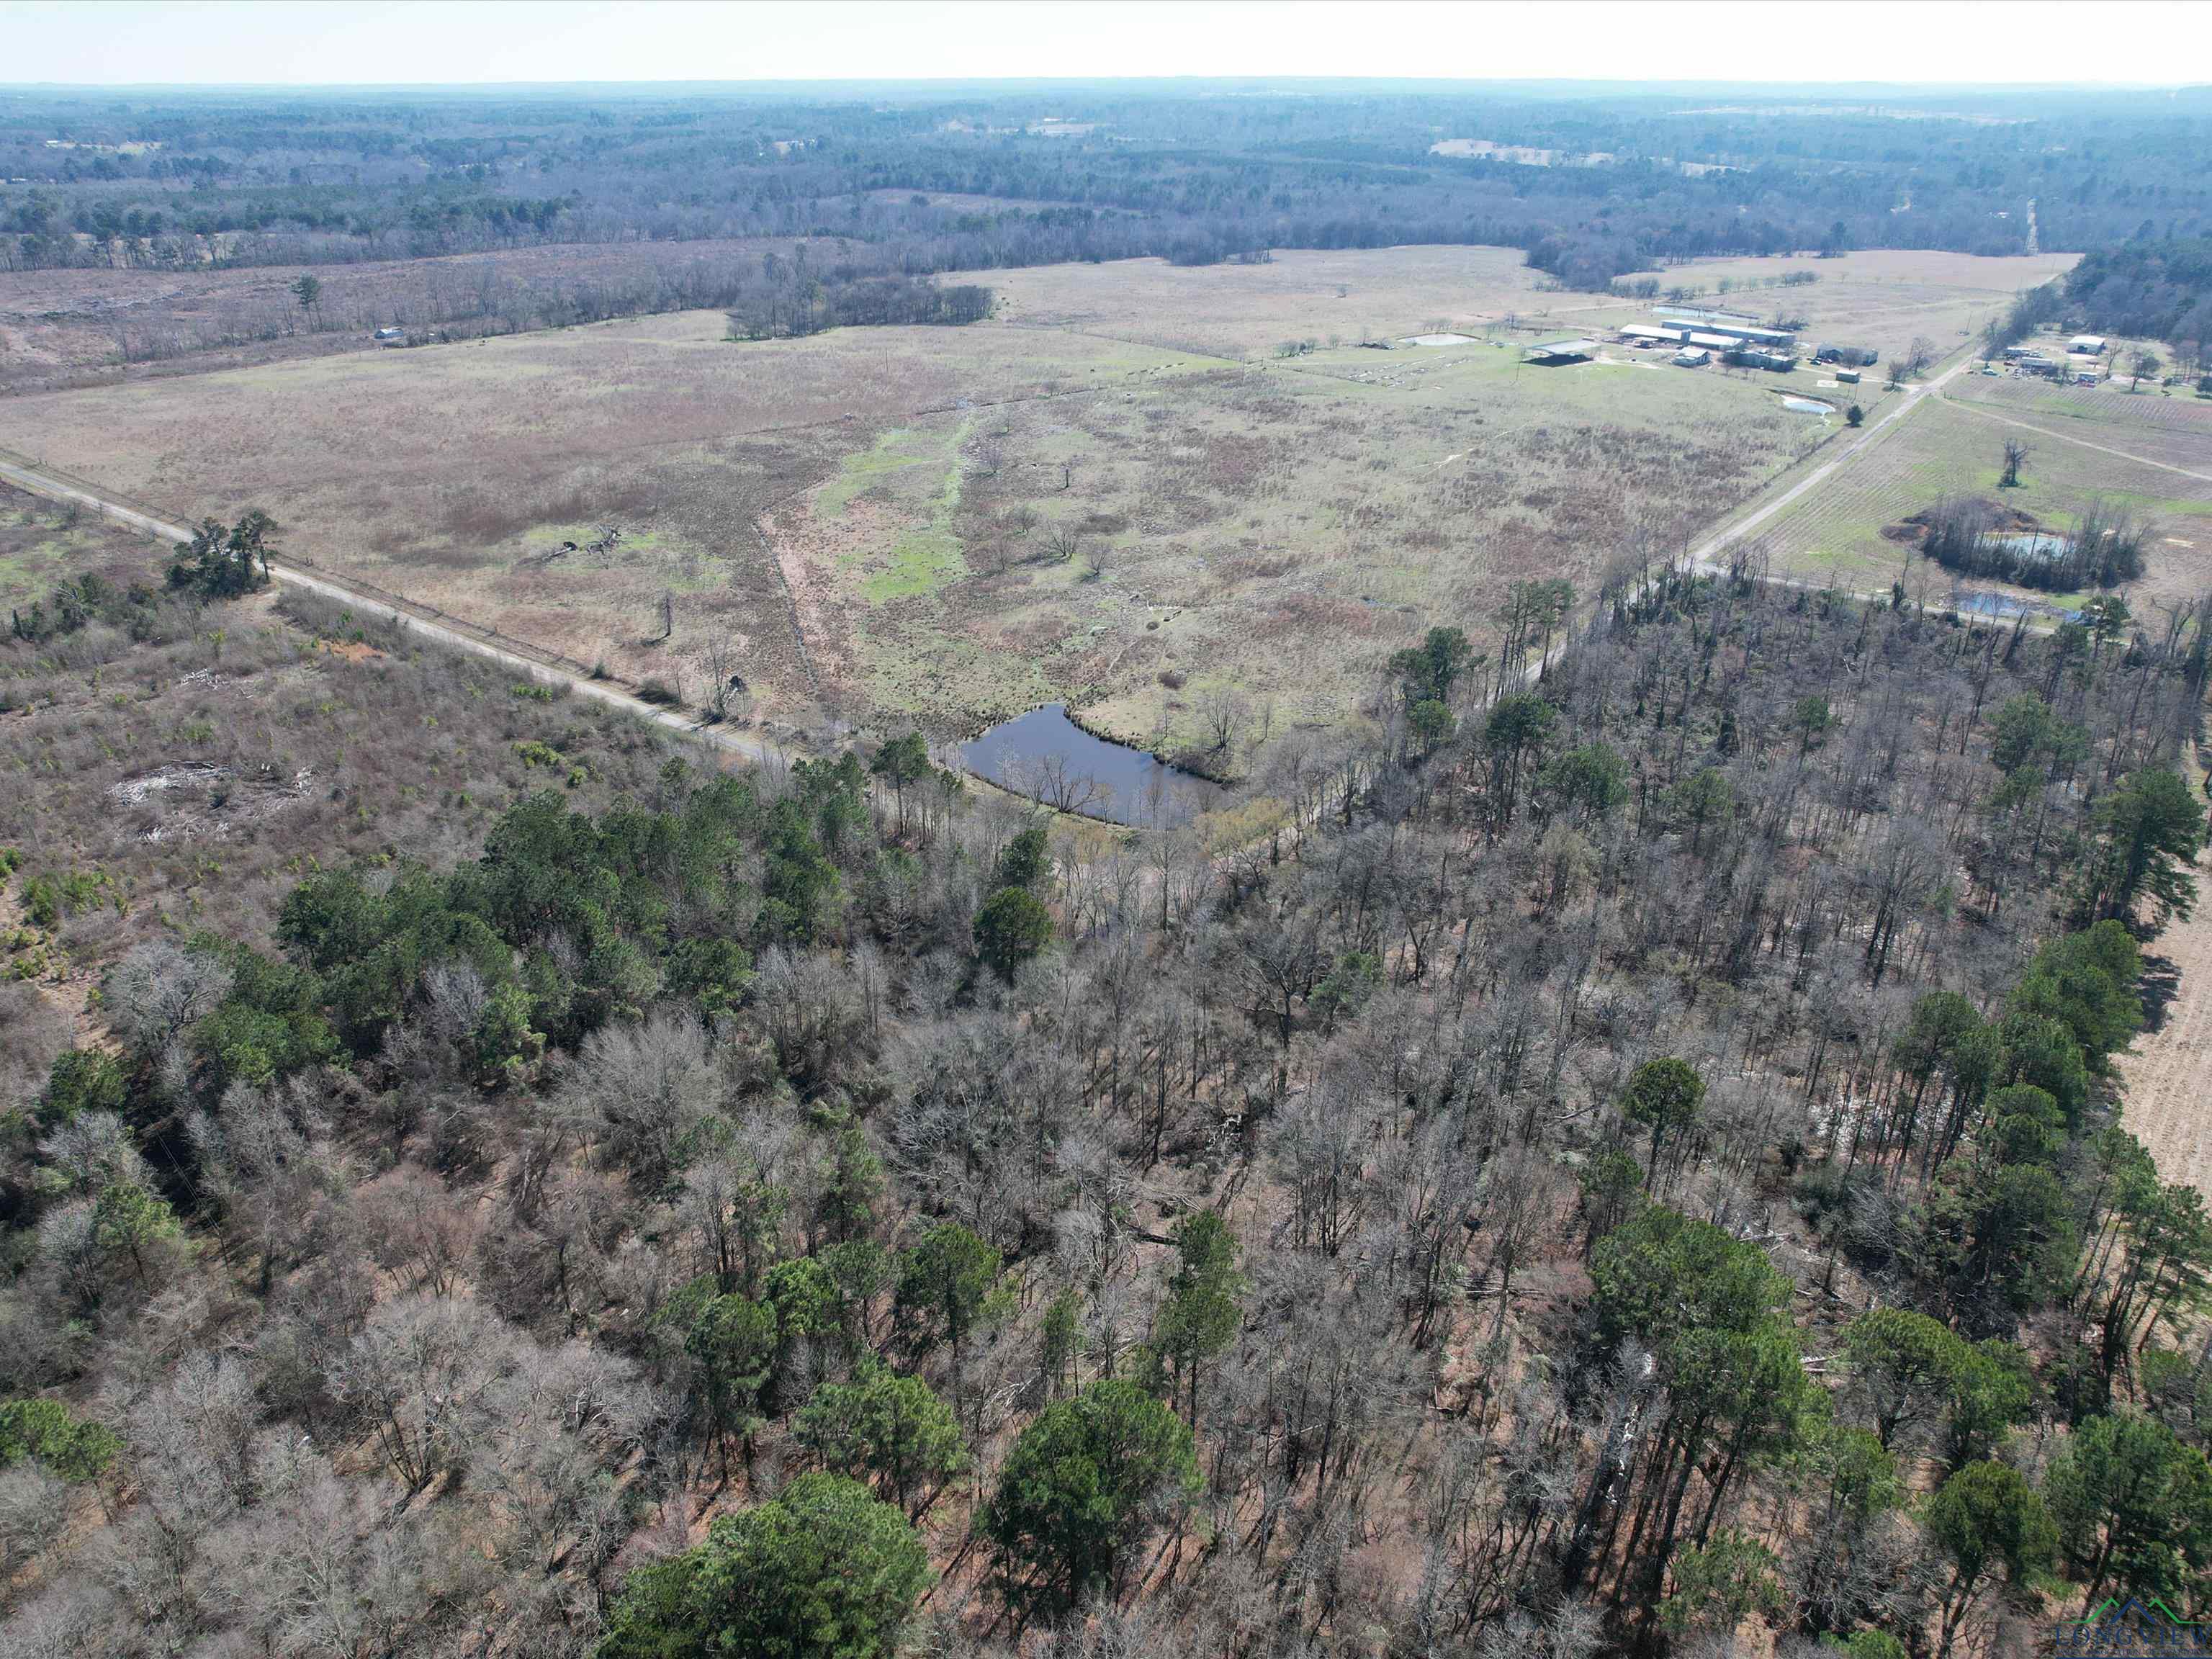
left=989, top=246, right=1566, bottom=359
left=1613, top=248, right=2081, bottom=360
left=2125, top=890, right=2212, bottom=1199
left=0, top=482, right=680, bottom=1009
left=798, top=341, right=1827, bottom=747
left=2119, top=750, right=2212, bottom=1200
left=0, top=246, right=2083, bottom=748
left=0, top=311, right=1190, bottom=722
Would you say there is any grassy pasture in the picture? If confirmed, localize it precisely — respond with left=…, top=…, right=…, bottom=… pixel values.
left=1946, top=370, right=2212, bottom=475
left=1756, top=389, right=2212, bottom=606
left=989, top=246, right=1608, bottom=360
left=783, top=338, right=1829, bottom=746
left=0, top=246, right=2077, bottom=749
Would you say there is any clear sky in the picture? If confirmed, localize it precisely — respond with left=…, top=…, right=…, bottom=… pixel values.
left=1, top=0, right=2203, bottom=89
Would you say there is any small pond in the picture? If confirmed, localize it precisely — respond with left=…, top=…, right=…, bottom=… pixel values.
left=1989, top=530, right=2074, bottom=562
left=960, top=703, right=1223, bottom=827
left=1779, top=395, right=1835, bottom=415
left=1399, top=332, right=1479, bottom=346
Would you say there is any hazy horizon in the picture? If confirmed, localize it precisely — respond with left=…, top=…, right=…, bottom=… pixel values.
left=4, top=0, right=2206, bottom=91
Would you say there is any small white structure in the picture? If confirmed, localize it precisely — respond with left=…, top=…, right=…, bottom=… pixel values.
left=2068, top=335, right=2108, bottom=355
left=1673, top=346, right=1710, bottom=367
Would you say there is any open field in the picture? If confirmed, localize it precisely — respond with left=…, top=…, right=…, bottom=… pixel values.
left=780, top=335, right=1835, bottom=743
left=2120, top=744, right=2212, bottom=1200
left=0, top=246, right=2077, bottom=749
left=0, top=310, right=1197, bottom=724
left=1612, top=248, right=2082, bottom=359
left=2125, top=866, right=2212, bottom=1200
left=1946, top=369, right=2212, bottom=475
left=1753, top=382, right=2212, bottom=607
left=989, top=246, right=1583, bottom=359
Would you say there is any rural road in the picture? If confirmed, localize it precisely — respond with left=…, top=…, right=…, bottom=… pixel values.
left=1688, top=354, right=1976, bottom=570
left=0, top=451, right=796, bottom=771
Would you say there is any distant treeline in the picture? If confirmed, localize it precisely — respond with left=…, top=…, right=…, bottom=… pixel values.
left=6, top=84, right=2212, bottom=290
left=725, top=269, right=992, bottom=339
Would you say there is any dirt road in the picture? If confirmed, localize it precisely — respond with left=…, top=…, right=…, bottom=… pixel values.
left=1689, top=354, right=1977, bottom=570
left=0, top=450, right=796, bottom=771
left=1938, top=395, right=2212, bottom=487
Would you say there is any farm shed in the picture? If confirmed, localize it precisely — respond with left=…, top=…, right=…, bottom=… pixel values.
left=1698, top=321, right=1798, bottom=349
left=1672, top=346, right=1710, bottom=367
left=1686, top=331, right=1739, bottom=351
left=2068, top=334, right=2108, bottom=354
left=1621, top=323, right=1688, bottom=345
left=1725, top=346, right=1799, bottom=372
left=1523, top=337, right=1597, bottom=364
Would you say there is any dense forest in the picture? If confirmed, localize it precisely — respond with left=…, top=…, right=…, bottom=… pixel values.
left=2062, top=236, right=2212, bottom=358
left=2, top=512, right=2211, bottom=1655
left=5, top=81, right=2212, bottom=288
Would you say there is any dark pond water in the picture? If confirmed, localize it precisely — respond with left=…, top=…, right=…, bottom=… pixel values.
left=960, top=703, right=1223, bottom=827
left=1990, top=530, right=2074, bottom=562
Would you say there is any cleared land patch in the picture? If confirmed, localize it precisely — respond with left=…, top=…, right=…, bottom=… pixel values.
left=1756, top=387, right=2212, bottom=606
left=783, top=340, right=1827, bottom=745
left=0, top=247, right=2077, bottom=748
left=989, top=246, right=1593, bottom=360
left=1612, top=248, right=2080, bottom=363
left=0, top=310, right=1196, bottom=721
left=1946, top=372, right=2212, bottom=476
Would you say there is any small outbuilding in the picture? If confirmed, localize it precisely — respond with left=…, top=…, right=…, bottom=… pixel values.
left=1815, top=343, right=1879, bottom=367
left=2067, top=334, right=2108, bottom=355
left=374, top=327, right=407, bottom=346
left=1672, top=346, right=1710, bottom=367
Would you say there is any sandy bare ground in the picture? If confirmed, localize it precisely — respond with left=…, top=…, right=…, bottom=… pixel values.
left=2121, top=824, right=2212, bottom=1197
